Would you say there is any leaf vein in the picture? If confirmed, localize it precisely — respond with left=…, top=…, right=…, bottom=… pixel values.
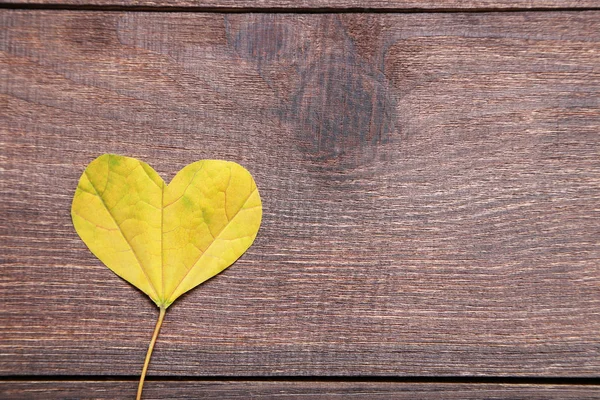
left=165, top=188, right=257, bottom=301
left=163, top=163, right=205, bottom=208
left=84, top=170, right=160, bottom=300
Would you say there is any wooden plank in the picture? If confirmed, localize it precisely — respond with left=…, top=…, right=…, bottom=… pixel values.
left=2, top=381, right=600, bottom=399
left=2, top=0, right=600, bottom=10
left=1, top=10, right=599, bottom=377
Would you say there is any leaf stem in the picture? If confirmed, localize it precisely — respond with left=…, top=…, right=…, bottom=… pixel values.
left=137, top=306, right=166, bottom=400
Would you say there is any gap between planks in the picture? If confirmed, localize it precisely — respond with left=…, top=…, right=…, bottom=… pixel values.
left=1, top=376, right=600, bottom=385
left=1, top=3, right=600, bottom=13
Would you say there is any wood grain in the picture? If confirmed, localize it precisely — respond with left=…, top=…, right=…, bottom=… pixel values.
left=1, top=10, right=600, bottom=378
left=2, top=0, right=600, bottom=10
left=2, top=381, right=600, bottom=399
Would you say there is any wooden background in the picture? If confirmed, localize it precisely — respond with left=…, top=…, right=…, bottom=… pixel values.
left=1, top=1, right=600, bottom=398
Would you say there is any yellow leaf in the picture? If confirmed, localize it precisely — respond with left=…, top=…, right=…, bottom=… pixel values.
left=71, top=154, right=262, bottom=308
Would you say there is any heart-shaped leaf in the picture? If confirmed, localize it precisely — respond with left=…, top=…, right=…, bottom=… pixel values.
left=72, top=154, right=262, bottom=308
left=71, top=154, right=262, bottom=399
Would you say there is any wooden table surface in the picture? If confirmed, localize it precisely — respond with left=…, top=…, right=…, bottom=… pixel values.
left=2, top=0, right=600, bottom=398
